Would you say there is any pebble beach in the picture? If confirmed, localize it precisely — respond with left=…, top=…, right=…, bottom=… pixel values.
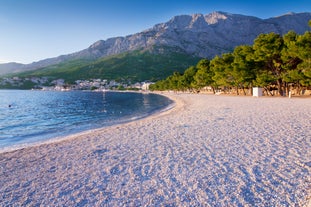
left=0, top=93, right=310, bottom=206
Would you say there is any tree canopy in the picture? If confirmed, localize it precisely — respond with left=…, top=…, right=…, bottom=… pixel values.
left=150, top=29, right=311, bottom=96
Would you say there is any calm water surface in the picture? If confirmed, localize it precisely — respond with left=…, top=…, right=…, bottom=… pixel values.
left=0, top=90, right=173, bottom=149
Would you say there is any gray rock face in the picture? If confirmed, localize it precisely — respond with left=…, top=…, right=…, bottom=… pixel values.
left=1, top=11, right=311, bottom=75
left=81, top=11, right=311, bottom=59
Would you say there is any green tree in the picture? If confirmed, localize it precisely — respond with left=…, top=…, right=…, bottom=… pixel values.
left=296, top=31, right=311, bottom=84
left=179, top=66, right=198, bottom=91
left=149, top=79, right=167, bottom=91
left=282, top=31, right=301, bottom=68
left=192, top=59, right=215, bottom=93
left=232, top=45, right=257, bottom=95
left=281, top=31, right=305, bottom=94
left=254, top=71, right=277, bottom=96
left=210, top=53, right=234, bottom=93
left=253, top=33, right=285, bottom=96
left=167, top=72, right=182, bottom=91
left=149, top=71, right=183, bottom=91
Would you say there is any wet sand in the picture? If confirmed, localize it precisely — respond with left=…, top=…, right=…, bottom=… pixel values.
left=0, top=93, right=310, bottom=206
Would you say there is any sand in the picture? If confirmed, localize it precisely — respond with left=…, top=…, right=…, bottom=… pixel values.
left=0, top=93, right=310, bottom=206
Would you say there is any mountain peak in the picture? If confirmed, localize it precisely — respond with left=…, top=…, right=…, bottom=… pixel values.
left=158, top=11, right=229, bottom=30
left=167, top=15, right=193, bottom=29
left=204, top=11, right=229, bottom=24
left=165, top=11, right=231, bottom=28
left=89, top=40, right=105, bottom=49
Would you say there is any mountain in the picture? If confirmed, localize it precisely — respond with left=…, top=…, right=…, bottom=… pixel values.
left=1, top=11, right=311, bottom=79
left=0, top=62, right=25, bottom=75
left=73, top=11, right=311, bottom=59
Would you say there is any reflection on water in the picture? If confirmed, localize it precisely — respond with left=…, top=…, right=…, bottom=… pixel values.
left=0, top=90, right=172, bottom=148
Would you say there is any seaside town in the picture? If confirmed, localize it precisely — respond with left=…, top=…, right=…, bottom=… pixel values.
left=0, top=76, right=152, bottom=91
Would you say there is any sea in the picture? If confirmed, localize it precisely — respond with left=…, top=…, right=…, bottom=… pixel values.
left=0, top=90, right=173, bottom=150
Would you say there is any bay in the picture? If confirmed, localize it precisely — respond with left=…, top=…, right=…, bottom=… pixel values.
left=0, top=90, right=173, bottom=149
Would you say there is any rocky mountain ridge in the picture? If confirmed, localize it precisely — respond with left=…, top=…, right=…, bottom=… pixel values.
left=1, top=11, right=310, bottom=75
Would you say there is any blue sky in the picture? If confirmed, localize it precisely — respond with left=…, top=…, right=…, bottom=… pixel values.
left=0, top=0, right=310, bottom=64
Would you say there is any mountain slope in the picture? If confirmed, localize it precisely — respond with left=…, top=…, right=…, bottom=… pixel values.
left=0, top=62, right=25, bottom=75
left=1, top=11, right=310, bottom=78
left=17, top=49, right=201, bottom=82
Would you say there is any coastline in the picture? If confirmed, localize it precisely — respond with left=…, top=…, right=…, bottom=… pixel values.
left=0, top=90, right=174, bottom=153
left=0, top=93, right=310, bottom=206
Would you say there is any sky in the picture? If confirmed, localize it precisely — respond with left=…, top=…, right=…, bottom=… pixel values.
left=0, top=0, right=310, bottom=64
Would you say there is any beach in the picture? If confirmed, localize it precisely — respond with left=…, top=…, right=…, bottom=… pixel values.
left=0, top=93, right=310, bottom=206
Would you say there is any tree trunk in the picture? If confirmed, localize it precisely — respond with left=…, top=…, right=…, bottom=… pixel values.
left=265, top=87, right=274, bottom=96
left=212, top=86, right=216, bottom=94
left=242, top=86, right=246, bottom=96
left=277, top=79, right=283, bottom=96
left=284, top=82, right=290, bottom=97
left=297, top=83, right=301, bottom=95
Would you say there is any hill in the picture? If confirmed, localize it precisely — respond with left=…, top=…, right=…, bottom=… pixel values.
left=16, top=48, right=200, bottom=83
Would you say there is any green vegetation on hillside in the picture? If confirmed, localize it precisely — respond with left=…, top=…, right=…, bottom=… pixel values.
left=150, top=30, right=311, bottom=96
left=14, top=59, right=93, bottom=83
left=14, top=49, right=200, bottom=84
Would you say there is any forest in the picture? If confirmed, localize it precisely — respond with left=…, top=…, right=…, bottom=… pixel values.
left=150, top=25, right=311, bottom=96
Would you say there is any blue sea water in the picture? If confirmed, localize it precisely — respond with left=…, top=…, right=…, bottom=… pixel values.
left=0, top=90, right=173, bottom=149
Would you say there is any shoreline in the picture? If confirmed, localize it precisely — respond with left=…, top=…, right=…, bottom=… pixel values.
left=0, top=93, right=310, bottom=206
left=0, top=91, right=176, bottom=154
left=0, top=91, right=174, bottom=154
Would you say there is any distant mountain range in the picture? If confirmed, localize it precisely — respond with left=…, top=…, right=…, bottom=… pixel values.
left=1, top=11, right=311, bottom=81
